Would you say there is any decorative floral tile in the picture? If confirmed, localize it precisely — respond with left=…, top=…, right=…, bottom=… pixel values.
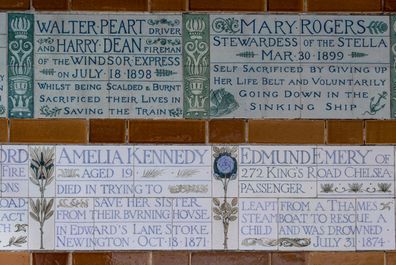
left=29, top=197, right=55, bottom=250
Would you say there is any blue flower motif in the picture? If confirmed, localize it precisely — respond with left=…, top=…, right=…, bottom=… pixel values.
left=214, top=153, right=237, bottom=179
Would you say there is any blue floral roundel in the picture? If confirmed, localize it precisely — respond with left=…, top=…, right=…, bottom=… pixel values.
left=214, top=153, right=237, bottom=179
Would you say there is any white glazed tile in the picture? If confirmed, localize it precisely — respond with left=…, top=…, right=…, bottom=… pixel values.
left=238, top=146, right=317, bottom=198
left=55, top=145, right=134, bottom=197
left=120, top=197, right=173, bottom=250
left=299, top=64, right=355, bottom=119
left=107, top=14, right=183, bottom=119
left=134, top=145, right=211, bottom=197
left=239, top=198, right=278, bottom=250
left=0, top=198, right=28, bottom=250
left=29, top=197, right=55, bottom=250
left=352, top=65, right=390, bottom=119
left=93, top=197, right=135, bottom=250
left=317, top=146, right=394, bottom=197
left=54, top=197, right=94, bottom=250
left=278, top=198, right=356, bottom=251
left=34, top=14, right=110, bottom=119
left=209, top=14, right=301, bottom=119
left=356, top=198, right=395, bottom=250
left=172, top=198, right=211, bottom=250
left=300, top=15, right=389, bottom=64
left=1, top=145, right=29, bottom=198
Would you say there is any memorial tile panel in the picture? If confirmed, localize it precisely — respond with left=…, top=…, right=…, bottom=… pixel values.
left=0, top=13, right=394, bottom=119
left=34, top=13, right=183, bottom=119
left=209, top=14, right=391, bottom=119
left=0, top=145, right=395, bottom=251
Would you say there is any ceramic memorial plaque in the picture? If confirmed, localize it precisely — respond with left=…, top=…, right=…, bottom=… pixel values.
left=208, top=15, right=390, bottom=119
left=34, top=13, right=183, bottom=119
left=0, top=144, right=394, bottom=251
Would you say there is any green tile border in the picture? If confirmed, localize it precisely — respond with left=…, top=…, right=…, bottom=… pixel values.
left=8, top=13, right=34, bottom=118
left=183, top=14, right=210, bottom=119
left=391, top=16, right=396, bottom=119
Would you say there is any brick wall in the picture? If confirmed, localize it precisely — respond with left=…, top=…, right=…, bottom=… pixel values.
left=1, top=0, right=396, bottom=264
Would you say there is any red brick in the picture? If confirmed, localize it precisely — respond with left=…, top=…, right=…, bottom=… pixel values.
left=33, top=253, right=68, bottom=265
left=10, top=119, right=88, bottom=144
left=190, top=0, right=264, bottom=11
left=366, top=120, right=396, bottom=144
left=272, top=253, right=307, bottom=265
left=268, top=0, right=303, bottom=11
left=89, top=119, right=126, bottom=143
left=308, top=0, right=381, bottom=11
left=152, top=252, right=188, bottom=265
left=151, top=0, right=186, bottom=10
left=129, top=120, right=205, bottom=143
left=308, top=252, right=384, bottom=265
left=327, top=120, right=364, bottom=144
left=0, top=119, right=7, bottom=143
left=33, top=0, right=68, bottom=10
left=0, top=253, right=29, bottom=265
left=71, top=0, right=147, bottom=10
left=249, top=120, right=325, bottom=144
left=72, top=253, right=111, bottom=265
left=111, top=252, right=149, bottom=265
left=385, top=0, right=396, bottom=11
left=0, top=0, right=29, bottom=9
left=192, top=252, right=269, bottom=265
left=386, top=252, right=396, bottom=265
left=209, top=119, right=245, bottom=143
